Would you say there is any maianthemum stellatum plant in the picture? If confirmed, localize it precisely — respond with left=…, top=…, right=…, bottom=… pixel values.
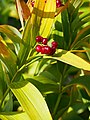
left=0, top=0, right=90, bottom=120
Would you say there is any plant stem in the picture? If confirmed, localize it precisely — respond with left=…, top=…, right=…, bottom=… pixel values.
left=53, top=63, right=68, bottom=117
left=53, top=93, right=62, bottom=116
left=53, top=73, right=62, bottom=116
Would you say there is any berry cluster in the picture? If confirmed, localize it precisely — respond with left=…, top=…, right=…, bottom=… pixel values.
left=56, top=0, right=63, bottom=8
left=36, top=36, right=58, bottom=55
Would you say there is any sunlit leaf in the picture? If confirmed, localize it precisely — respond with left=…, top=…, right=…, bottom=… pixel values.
left=0, top=112, right=30, bottom=120
left=44, top=49, right=90, bottom=71
left=39, top=0, right=56, bottom=37
left=29, top=74, right=56, bottom=85
left=27, top=79, right=59, bottom=94
left=10, top=81, right=52, bottom=120
left=0, top=25, right=22, bottom=44
left=71, top=0, right=82, bottom=8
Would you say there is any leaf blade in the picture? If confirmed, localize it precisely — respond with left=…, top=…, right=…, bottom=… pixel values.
left=10, top=81, right=52, bottom=120
left=64, top=75, right=90, bottom=96
left=0, top=112, right=30, bottom=120
left=39, top=0, right=56, bottom=37
left=44, top=49, right=90, bottom=71
left=0, top=25, right=22, bottom=44
left=0, top=41, right=17, bottom=77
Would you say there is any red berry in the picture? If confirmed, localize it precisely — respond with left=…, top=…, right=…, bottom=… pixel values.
left=56, top=0, right=63, bottom=8
left=36, top=36, right=43, bottom=42
left=41, top=46, right=45, bottom=54
left=42, top=38, right=48, bottom=45
left=41, top=46, right=51, bottom=54
left=45, top=46, right=51, bottom=54
left=49, top=47, right=56, bottom=55
left=31, top=1, right=35, bottom=7
left=36, top=45, right=42, bottom=52
left=52, top=41, right=58, bottom=48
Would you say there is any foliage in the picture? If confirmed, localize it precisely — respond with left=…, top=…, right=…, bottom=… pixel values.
left=0, top=0, right=90, bottom=120
left=0, top=0, right=20, bottom=28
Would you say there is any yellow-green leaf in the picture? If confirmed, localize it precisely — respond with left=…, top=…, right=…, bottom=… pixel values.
left=10, top=81, right=52, bottom=120
left=0, top=25, right=22, bottom=44
left=0, top=112, right=30, bottom=120
left=39, top=0, right=56, bottom=37
left=44, top=49, right=90, bottom=71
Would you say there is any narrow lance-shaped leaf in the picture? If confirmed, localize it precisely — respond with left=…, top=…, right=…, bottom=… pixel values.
left=70, top=25, right=90, bottom=49
left=39, top=0, right=56, bottom=37
left=61, top=9, right=70, bottom=46
left=2, top=93, right=13, bottom=112
left=0, top=62, right=4, bottom=101
left=15, top=0, right=30, bottom=29
left=44, top=49, right=90, bottom=71
left=10, top=81, right=52, bottom=120
left=0, top=41, right=17, bottom=77
left=0, top=25, right=22, bottom=44
left=0, top=112, right=31, bottom=120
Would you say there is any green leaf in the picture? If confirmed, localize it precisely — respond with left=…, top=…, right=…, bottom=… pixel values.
left=61, top=9, right=70, bottom=46
left=64, top=75, right=90, bottom=96
left=0, top=62, right=4, bottom=101
left=73, top=35, right=90, bottom=49
left=0, top=41, right=17, bottom=77
left=0, top=25, right=22, bottom=54
left=27, top=71, right=58, bottom=93
left=0, top=112, right=30, bottom=120
left=2, top=93, right=13, bottom=112
left=83, top=47, right=90, bottom=61
left=79, top=13, right=90, bottom=21
left=44, top=49, right=90, bottom=71
left=71, top=0, right=82, bottom=8
left=71, top=25, right=90, bottom=49
left=74, top=16, right=90, bottom=31
left=27, top=80, right=59, bottom=94
left=29, top=75, right=57, bottom=85
left=62, top=111, right=83, bottom=120
left=10, top=81, right=52, bottom=120
left=0, top=25, right=22, bottom=44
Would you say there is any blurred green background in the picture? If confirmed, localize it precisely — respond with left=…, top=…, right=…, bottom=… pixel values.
left=0, top=0, right=20, bottom=28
